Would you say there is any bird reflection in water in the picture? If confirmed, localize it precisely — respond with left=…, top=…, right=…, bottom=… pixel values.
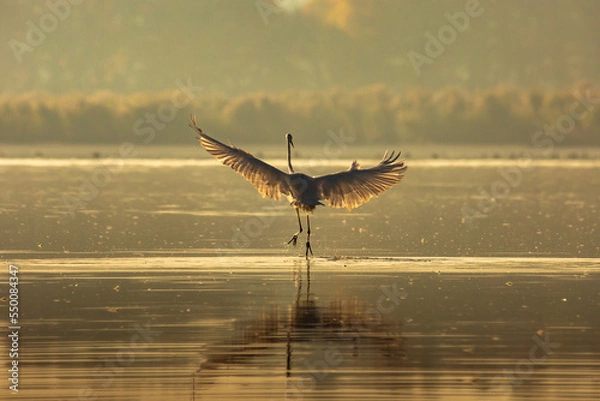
left=192, top=260, right=405, bottom=396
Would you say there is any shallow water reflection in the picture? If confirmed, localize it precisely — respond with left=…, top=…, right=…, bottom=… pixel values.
left=5, top=256, right=599, bottom=400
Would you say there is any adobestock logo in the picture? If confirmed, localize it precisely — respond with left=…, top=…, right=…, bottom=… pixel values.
left=8, top=0, right=84, bottom=64
left=407, top=0, right=494, bottom=76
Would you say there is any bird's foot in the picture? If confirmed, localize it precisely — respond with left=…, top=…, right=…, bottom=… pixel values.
left=287, top=234, right=299, bottom=247
left=305, top=241, right=313, bottom=258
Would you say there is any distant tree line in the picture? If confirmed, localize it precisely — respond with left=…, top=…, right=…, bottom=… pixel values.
left=0, top=84, right=598, bottom=146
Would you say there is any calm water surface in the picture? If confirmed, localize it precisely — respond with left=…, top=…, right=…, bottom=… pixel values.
left=3, top=257, right=600, bottom=401
left=1, top=152, right=599, bottom=400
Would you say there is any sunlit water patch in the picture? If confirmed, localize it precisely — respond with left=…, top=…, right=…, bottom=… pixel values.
left=1, top=160, right=599, bottom=257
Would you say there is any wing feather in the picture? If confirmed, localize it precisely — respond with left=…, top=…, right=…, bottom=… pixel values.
left=315, top=151, right=407, bottom=210
left=190, top=116, right=290, bottom=200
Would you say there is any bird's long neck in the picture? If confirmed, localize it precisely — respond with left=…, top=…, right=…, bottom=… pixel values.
left=287, top=139, right=295, bottom=174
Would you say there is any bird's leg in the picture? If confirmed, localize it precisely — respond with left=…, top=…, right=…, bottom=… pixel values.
left=287, top=208, right=302, bottom=246
left=305, top=213, right=313, bottom=258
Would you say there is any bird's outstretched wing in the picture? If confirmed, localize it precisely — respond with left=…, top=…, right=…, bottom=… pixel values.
left=190, top=116, right=290, bottom=200
left=315, top=151, right=407, bottom=210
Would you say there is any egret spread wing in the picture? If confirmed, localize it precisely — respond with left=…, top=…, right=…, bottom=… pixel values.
left=190, top=117, right=290, bottom=200
left=315, top=151, right=407, bottom=210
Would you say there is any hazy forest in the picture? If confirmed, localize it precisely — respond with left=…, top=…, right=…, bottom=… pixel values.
left=1, top=85, right=599, bottom=146
left=1, top=1, right=599, bottom=146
